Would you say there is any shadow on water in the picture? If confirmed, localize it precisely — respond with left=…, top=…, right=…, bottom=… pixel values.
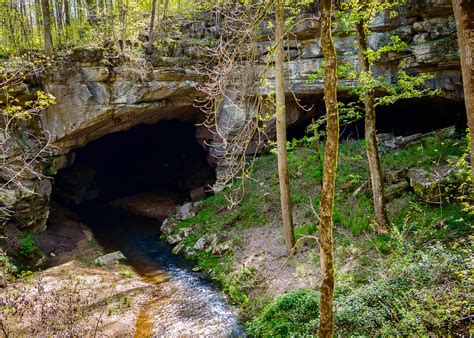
left=80, top=205, right=243, bottom=336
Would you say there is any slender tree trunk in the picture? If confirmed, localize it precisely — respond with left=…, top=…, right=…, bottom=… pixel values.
left=356, top=21, right=390, bottom=231
left=156, top=0, right=162, bottom=34
left=41, top=0, right=53, bottom=52
left=148, top=0, right=157, bottom=52
left=452, top=0, right=474, bottom=178
left=275, top=0, right=295, bottom=254
left=162, top=0, right=169, bottom=19
left=55, top=0, right=64, bottom=47
left=64, top=0, right=70, bottom=26
left=318, top=0, right=338, bottom=335
left=86, top=0, right=98, bottom=25
left=35, top=0, right=44, bottom=46
left=64, top=0, right=70, bottom=46
left=118, top=0, right=127, bottom=51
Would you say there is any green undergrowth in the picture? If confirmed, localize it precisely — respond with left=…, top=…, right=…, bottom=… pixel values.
left=165, top=131, right=472, bottom=335
left=248, top=238, right=472, bottom=336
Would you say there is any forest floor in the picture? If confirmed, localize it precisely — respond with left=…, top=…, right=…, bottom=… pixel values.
left=162, top=128, right=473, bottom=336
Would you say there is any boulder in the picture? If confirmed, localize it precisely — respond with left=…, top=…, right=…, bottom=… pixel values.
left=177, top=202, right=193, bottom=220
left=167, top=234, right=183, bottom=244
left=160, top=218, right=172, bottom=235
left=212, top=241, right=233, bottom=256
left=179, top=227, right=192, bottom=238
left=171, top=243, right=185, bottom=255
left=408, top=165, right=457, bottom=203
left=193, top=236, right=207, bottom=251
left=94, top=251, right=126, bottom=266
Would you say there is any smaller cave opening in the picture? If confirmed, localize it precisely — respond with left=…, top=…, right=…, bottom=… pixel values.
left=52, top=119, right=215, bottom=206
left=286, top=96, right=467, bottom=141
left=375, top=98, right=467, bottom=136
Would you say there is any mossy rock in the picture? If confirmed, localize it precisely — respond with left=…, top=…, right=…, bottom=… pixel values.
left=408, top=164, right=458, bottom=203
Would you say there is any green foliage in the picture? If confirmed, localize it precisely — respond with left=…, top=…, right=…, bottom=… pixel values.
left=247, top=289, right=320, bottom=336
left=0, top=0, right=214, bottom=55
left=294, top=222, right=317, bottom=240
left=0, top=250, right=17, bottom=283
left=18, top=232, right=36, bottom=258
left=248, top=243, right=472, bottom=336
left=222, top=266, right=257, bottom=309
left=336, top=243, right=471, bottom=336
left=119, top=267, right=135, bottom=278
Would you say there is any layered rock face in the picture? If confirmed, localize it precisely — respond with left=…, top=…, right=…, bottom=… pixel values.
left=257, top=0, right=462, bottom=98
left=41, top=56, right=206, bottom=153
left=3, top=0, right=465, bottom=230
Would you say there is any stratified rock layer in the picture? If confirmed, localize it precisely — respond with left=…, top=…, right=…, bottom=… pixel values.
left=2, top=0, right=465, bottom=230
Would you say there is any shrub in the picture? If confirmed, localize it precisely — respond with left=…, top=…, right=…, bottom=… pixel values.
left=246, top=244, right=470, bottom=336
left=247, top=289, right=320, bottom=336
left=18, top=232, right=36, bottom=258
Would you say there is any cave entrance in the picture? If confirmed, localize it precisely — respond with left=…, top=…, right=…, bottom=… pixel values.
left=52, top=119, right=215, bottom=206
left=289, top=96, right=467, bottom=141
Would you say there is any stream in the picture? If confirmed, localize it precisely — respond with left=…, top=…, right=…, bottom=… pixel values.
left=80, top=206, right=243, bottom=336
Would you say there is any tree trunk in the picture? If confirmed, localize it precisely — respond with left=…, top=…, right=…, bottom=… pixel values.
left=318, top=0, right=338, bottom=336
left=148, top=0, right=157, bottom=52
left=64, top=0, right=71, bottom=26
left=452, top=0, right=474, bottom=178
left=118, top=0, right=127, bottom=51
left=41, top=0, right=53, bottom=52
left=55, top=0, right=64, bottom=47
left=156, top=0, right=162, bottom=35
left=275, top=0, right=295, bottom=254
left=162, top=0, right=169, bottom=19
left=86, top=0, right=98, bottom=25
left=356, top=21, right=390, bottom=231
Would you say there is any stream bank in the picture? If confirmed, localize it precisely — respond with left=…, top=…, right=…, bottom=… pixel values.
left=1, top=192, right=242, bottom=336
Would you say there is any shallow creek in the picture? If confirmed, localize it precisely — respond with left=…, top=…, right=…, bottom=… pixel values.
left=80, top=206, right=242, bottom=336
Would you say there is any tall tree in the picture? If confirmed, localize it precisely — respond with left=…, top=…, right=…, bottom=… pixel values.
left=355, top=18, right=390, bottom=230
left=452, top=0, right=474, bottom=178
left=54, top=0, right=64, bottom=47
left=148, top=0, right=157, bottom=51
left=275, top=0, right=296, bottom=254
left=41, top=0, right=53, bottom=52
left=339, top=0, right=441, bottom=229
left=118, top=0, right=127, bottom=51
left=85, top=0, right=98, bottom=25
left=318, top=0, right=339, bottom=335
left=162, top=0, right=169, bottom=19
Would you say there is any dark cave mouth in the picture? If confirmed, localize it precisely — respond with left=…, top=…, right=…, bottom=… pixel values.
left=287, top=96, right=468, bottom=140
left=52, top=120, right=215, bottom=206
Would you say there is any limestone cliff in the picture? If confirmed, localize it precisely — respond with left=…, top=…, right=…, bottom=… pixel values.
left=1, top=0, right=464, bottom=231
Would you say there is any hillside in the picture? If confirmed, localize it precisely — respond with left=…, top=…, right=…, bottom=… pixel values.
left=161, top=130, right=472, bottom=335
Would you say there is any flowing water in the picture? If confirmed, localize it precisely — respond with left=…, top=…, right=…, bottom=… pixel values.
left=81, top=206, right=242, bottom=337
